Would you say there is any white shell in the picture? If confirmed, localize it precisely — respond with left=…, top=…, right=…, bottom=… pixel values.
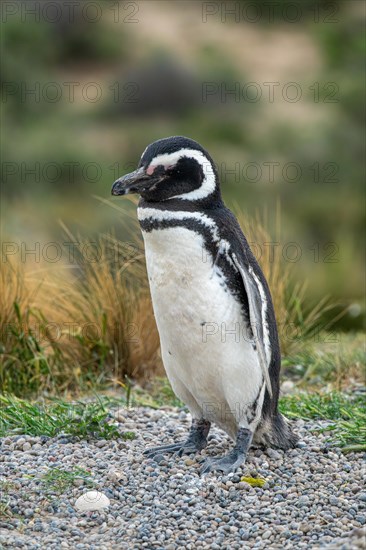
left=75, top=491, right=110, bottom=512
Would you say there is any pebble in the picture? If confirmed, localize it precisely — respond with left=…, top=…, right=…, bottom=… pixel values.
left=0, top=409, right=363, bottom=548
left=106, top=468, right=126, bottom=483
left=298, top=495, right=310, bottom=507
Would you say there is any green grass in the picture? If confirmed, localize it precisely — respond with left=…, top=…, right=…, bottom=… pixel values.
left=281, top=332, right=366, bottom=390
left=0, top=301, right=63, bottom=397
left=1, top=384, right=364, bottom=453
left=280, top=391, right=366, bottom=451
left=0, top=394, right=126, bottom=439
left=0, top=480, right=13, bottom=518
left=41, top=467, right=94, bottom=495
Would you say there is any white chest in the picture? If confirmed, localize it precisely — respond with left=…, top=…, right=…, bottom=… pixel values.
left=142, top=226, right=236, bottom=337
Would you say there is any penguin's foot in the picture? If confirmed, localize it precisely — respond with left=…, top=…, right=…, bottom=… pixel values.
left=200, top=427, right=252, bottom=476
left=144, top=418, right=211, bottom=459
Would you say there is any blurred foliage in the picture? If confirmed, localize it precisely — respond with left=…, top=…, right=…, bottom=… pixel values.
left=1, top=0, right=365, bottom=331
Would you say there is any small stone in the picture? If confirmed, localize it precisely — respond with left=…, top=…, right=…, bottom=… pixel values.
left=74, top=491, right=110, bottom=512
left=153, top=454, right=165, bottom=464
left=95, top=440, right=108, bottom=448
left=107, top=469, right=126, bottom=483
left=266, top=449, right=281, bottom=460
left=73, top=478, right=84, bottom=487
left=237, top=482, right=252, bottom=490
left=298, top=496, right=310, bottom=507
left=22, top=442, right=31, bottom=451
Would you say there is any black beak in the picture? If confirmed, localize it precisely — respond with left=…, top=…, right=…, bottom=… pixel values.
left=111, top=167, right=149, bottom=196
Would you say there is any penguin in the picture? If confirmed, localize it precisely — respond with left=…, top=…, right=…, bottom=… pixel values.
left=111, top=136, right=298, bottom=474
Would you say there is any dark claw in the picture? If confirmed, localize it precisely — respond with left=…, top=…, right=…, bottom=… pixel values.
left=199, top=453, right=245, bottom=475
left=144, top=441, right=202, bottom=459
left=144, top=442, right=183, bottom=458
left=176, top=445, right=199, bottom=457
left=200, top=459, right=213, bottom=475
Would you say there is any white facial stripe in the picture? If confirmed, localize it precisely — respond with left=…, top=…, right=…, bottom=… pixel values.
left=146, top=149, right=216, bottom=201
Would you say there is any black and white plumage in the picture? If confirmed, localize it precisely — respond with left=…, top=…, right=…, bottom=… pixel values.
left=112, top=136, right=297, bottom=474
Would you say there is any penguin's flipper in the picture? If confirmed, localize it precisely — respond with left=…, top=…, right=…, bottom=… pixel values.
left=230, top=251, right=273, bottom=398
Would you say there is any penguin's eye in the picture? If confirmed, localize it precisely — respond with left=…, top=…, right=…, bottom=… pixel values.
left=152, top=165, right=166, bottom=176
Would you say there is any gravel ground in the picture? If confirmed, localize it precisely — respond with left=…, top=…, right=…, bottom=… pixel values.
left=0, top=406, right=365, bottom=549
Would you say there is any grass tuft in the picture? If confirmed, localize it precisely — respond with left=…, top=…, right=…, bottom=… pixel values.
left=0, top=229, right=161, bottom=396
left=282, top=332, right=366, bottom=390
left=41, top=467, right=94, bottom=495
left=0, top=480, right=12, bottom=518
left=280, top=391, right=366, bottom=450
left=0, top=394, right=122, bottom=439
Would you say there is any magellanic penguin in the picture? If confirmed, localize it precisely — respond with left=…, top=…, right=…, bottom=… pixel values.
left=111, top=136, right=298, bottom=474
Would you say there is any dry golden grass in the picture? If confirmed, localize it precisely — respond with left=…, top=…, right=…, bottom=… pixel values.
left=234, top=204, right=341, bottom=355
left=0, top=257, right=63, bottom=394
left=0, top=228, right=161, bottom=396
left=44, top=232, right=162, bottom=386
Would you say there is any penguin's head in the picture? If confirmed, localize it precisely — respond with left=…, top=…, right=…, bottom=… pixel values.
left=111, top=136, right=221, bottom=203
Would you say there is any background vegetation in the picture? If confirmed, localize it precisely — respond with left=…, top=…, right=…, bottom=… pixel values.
left=1, top=1, right=365, bottom=402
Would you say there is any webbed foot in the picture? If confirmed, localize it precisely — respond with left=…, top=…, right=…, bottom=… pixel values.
left=144, top=418, right=211, bottom=459
left=200, top=427, right=252, bottom=475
